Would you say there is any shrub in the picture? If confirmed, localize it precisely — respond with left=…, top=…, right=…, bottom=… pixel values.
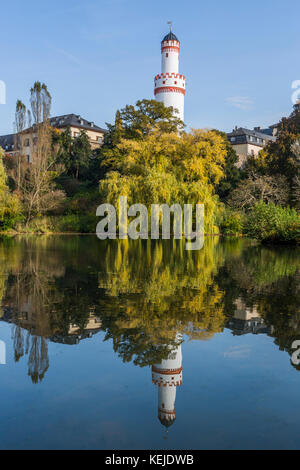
left=219, top=208, right=245, bottom=236
left=244, top=202, right=299, bottom=244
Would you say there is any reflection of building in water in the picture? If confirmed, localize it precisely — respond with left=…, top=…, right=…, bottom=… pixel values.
left=0, top=305, right=102, bottom=382
left=51, top=309, right=102, bottom=345
left=152, top=335, right=183, bottom=432
left=1, top=305, right=102, bottom=345
left=227, top=298, right=273, bottom=336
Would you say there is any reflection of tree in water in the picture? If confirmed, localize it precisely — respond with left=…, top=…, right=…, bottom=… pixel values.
left=1, top=236, right=102, bottom=383
left=0, top=235, right=299, bottom=381
left=28, top=336, right=49, bottom=384
left=98, top=238, right=227, bottom=366
left=218, top=243, right=300, bottom=368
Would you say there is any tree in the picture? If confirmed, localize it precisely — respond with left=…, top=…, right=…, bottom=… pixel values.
left=253, top=103, right=300, bottom=206
left=15, top=82, right=65, bottom=222
left=13, top=100, right=27, bottom=191
left=293, top=175, right=300, bottom=209
left=104, top=99, right=184, bottom=147
left=0, top=147, right=20, bottom=229
left=228, top=173, right=289, bottom=211
left=69, top=131, right=92, bottom=180
left=100, top=128, right=227, bottom=233
left=215, top=131, right=242, bottom=201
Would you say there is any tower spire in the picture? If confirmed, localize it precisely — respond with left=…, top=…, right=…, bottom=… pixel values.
left=168, top=21, right=172, bottom=33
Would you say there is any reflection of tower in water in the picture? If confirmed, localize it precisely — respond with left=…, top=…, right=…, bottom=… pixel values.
left=152, top=334, right=183, bottom=434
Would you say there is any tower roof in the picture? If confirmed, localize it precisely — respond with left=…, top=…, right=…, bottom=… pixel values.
left=159, top=416, right=176, bottom=428
left=162, top=32, right=179, bottom=42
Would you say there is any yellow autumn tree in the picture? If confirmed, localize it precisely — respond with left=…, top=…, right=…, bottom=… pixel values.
left=100, top=129, right=227, bottom=233
left=0, top=147, right=20, bottom=229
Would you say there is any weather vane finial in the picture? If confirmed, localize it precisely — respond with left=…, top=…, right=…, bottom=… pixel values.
left=167, top=21, right=173, bottom=33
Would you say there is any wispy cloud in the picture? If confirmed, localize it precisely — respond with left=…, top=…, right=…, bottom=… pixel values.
left=223, top=346, right=252, bottom=359
left=56, top=48, right=83, bottom=66
left=226, top=96, right=254, bottom=111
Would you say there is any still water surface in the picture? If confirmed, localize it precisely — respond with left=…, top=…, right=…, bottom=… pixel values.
left=0, top=236, right=299, bottom=450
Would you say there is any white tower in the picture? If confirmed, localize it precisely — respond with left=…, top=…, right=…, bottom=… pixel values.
left=152, top=335, right=183, bottom=431
left=154, top=25, right=186, bottom=122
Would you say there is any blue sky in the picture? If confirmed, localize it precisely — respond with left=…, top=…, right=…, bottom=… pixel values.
left=0, top=0, right=299, bottom=135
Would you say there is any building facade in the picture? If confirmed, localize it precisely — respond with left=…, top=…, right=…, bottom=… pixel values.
left=154, top=28, right=186, bottom=122
left=0, top=113, right=106, bottom=162
left=227, top=127, right=276, bottom=168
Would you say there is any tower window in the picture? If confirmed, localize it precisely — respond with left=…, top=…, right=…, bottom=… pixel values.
left=166, top=53, right=168, bottom=58
left=174, top=81, right=177, bottom=84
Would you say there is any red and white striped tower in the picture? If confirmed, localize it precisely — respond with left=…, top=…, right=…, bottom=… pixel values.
left=152, top=335, right=183, bottom=431
left=154, top=24, right=186, bottom=122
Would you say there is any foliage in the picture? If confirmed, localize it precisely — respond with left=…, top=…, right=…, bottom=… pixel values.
left=100, top=128, right=227, bottom=233
left=55, top=128, right=92, bottom=180
left=0, top=148, right=21, bottom=229
left=104, top=99, right=184, bottom=147
left=245, top=104, right=300, bottom=206
left=215, top=131, right=242, bottom=201
left=219, top=208, right=245, bottom=236
left=11, top=82, right=66, bottom=223
left=244, top=202, right=299, bottom=243
left=229, top=173, right=289, bottom=211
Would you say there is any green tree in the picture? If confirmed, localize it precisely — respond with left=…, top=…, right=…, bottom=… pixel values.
left=0, top=148, right=20, bottom=229
left=69, top=131, right=91, bottom=180
left=247, top=104, right=300, bottom=206
left=215, top=131, right=242, bottom=202
left=104, top=99, right=184, bottom=148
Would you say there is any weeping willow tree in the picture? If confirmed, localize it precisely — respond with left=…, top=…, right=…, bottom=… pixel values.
left=100, top=129, right=227, bottom=234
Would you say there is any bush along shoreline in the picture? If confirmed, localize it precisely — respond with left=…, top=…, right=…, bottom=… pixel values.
left=1, top=202, right=299, bottom=246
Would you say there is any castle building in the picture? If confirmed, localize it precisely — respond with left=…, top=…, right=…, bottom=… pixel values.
left=154, top=26, right=186, bottom=122
left=0, top=113, right=106, bottom=162
left=152, top=335, right=183, bottom=432
left=227, top=126, right=276, bottom=168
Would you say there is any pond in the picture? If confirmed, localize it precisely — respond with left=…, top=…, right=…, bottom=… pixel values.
left=0, top=236, right=299, bottom=450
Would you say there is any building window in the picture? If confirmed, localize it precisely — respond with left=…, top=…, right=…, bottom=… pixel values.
left=97, top=136, right=103, bottom=144
left=174, top=81, right=177, bottom=84
left=166, top=53, right=168, bottom=58
left=25, top=139, right=30, bottom=147
left=231, top=137, right=236, bottom=142
left=27, top=155, right=31, bottom=163
left=74, top=132, right=79, bottom=138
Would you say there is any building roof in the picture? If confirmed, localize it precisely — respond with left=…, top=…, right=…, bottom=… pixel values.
left=162, top=32, right=179, bottom=42
left=49, top=114, right=107, bottom=133
left=0, top=133, right=14, bottom=152
left=227, top=127, right=275, bottom=141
